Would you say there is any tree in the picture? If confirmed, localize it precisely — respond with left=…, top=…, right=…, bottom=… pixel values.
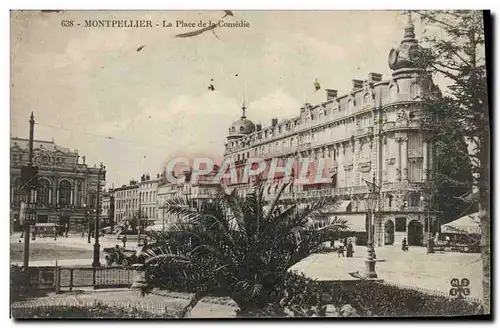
left=416, top=10, right=490, bottom=310
left=432, top=101, right=474, bottom=223
left=140, top=182, right=346, bottom=317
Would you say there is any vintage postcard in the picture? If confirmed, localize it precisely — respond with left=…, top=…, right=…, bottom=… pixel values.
left=10, top=10, right=491, bottom=319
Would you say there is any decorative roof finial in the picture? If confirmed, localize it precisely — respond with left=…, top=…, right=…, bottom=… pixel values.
left=405, top=9, right=413, bottom=24
left=402, top=10, right=416, bottom=40
left=241, top=102, right=247, bottom=119
left=241, top=94, right=247, bottom=119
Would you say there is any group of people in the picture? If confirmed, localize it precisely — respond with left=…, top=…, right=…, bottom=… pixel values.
left=337, top=238, right=354, bottom=258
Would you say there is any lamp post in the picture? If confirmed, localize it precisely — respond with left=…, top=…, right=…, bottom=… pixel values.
left=83, top=203, right=91, bottom=243
left=420, top=194, right=434, bottom=254
left=363, top=173, right=379, bottom=279
left=92, top=163, right=105, bottom=267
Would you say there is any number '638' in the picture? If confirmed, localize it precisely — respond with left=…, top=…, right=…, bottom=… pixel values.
left=61, top=20, right=74, bottom=27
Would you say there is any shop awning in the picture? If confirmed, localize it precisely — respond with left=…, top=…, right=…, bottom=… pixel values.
left=441, top=212, right=481, bottom=234
left=337, top=214, right=366, bottom=232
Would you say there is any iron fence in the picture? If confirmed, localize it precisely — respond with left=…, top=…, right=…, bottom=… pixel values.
left=380, top=280, right=483, bottom=304
left=14, top=266, right=134, bottom=292
left=11, top=299, right=175, bottom=318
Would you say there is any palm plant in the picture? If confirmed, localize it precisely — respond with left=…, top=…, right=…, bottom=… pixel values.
left=140, top=182, right=346, bottom=316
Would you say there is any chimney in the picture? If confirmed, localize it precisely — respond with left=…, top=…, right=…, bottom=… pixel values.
left=352, top=79, right=364, bottom=90
left=271, top=118, right=278, bottom=126
left=325, top=89, right=338, bottom=101
left=256, top=123, right=262, bottom=131
left=146, top=174, right=150, bottom=180
left=141, top=174, right=145, bottom=182
left=157, top=173, right=160, bottom=179
left=368, top=72, right=383, bottom=83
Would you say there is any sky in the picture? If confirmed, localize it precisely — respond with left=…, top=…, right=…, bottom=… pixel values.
left=11, top=10, right=447, bottom=188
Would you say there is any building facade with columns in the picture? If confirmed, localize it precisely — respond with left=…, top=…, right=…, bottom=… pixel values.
left=222, top=20, right=440, bottom=247
left=10, top=137, right=104, bottom=233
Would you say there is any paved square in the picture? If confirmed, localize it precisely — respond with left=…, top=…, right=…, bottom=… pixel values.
left=290, top=245, right=483, bottom=300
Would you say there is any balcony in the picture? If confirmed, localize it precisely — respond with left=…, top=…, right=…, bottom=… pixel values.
left=383, top=121, right=395, bottom=130
left=336, top=185, right=369, bottom=195
left=403, top=206, right=422, bottom=212
left=279, top=188, right=336, bottom=200
left=355, top=127, right=374, bottom=136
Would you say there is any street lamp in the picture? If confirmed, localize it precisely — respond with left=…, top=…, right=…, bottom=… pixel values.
left=420, top=195, right=434, bottom=254
left=363, top=173, right=378, bottom=279
left=92, top=163, right=105, bottom=267
left=83, top=203, right=91, bottom=244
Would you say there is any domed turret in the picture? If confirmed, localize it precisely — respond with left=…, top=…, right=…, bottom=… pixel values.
left=227, top=104, right=255, bottom=139
left=388, top=12, right=426, bottom=71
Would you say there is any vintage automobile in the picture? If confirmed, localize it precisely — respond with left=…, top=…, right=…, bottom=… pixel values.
left=103, top=247, right=140, bottom=268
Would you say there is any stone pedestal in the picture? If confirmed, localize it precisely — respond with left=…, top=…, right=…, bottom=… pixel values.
left=130, top=264, right=146, bottom=289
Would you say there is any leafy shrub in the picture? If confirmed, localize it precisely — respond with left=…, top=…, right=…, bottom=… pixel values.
left=11, top=302, right=172, bottom=319
left=142, top=183, right=347, bottom=312
left=273, top=272, right=484, bottom=317
left=342, top=281, right=484, bottom=317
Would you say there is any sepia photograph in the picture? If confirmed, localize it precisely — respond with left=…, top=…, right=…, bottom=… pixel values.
left=9, top=9, right=491, bottom=319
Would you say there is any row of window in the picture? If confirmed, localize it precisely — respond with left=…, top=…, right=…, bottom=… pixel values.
left=115, top=190, right=157, bottom=205
left=10, top=179, right=97, bottom=207
left=114, top=207, right=157, bottom=220
left=227, top=82, right=422, bottom=153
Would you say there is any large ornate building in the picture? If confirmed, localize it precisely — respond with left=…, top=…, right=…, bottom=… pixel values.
left=10, top=137, right=104, bottom=232
left=222, top=19, right=441, bottom=247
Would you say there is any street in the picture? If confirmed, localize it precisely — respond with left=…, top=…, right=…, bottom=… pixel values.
left=10, top=233, right=130, bottom=267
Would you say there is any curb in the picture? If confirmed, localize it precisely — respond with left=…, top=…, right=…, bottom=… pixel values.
left=150, top=290, right=237, bottom=307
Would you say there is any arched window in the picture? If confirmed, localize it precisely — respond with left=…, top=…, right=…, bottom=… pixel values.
left=76, top=181, right=83, bottom=206
left=36, top=179, right=51, bottom=205
left=348, top=99, right=353, bottom=109
left=240, top=126, right=245, bottom=132
left=58, top=180, right=72, bottom=205
left=231, top=127, right=235, bottom=132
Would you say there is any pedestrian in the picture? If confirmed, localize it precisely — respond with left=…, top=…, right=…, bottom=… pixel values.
left=337, top=240, right=345, bottom=258
left=402, top=237, right=408, bottom=251
left=346, top=239, right=354, bottom=258
left=122, top=235, right=127, bottom=248
left=81, top=231, right=85, bottom=239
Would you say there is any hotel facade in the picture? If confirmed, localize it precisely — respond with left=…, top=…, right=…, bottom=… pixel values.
left=222, top=21, right=440, bottom=247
